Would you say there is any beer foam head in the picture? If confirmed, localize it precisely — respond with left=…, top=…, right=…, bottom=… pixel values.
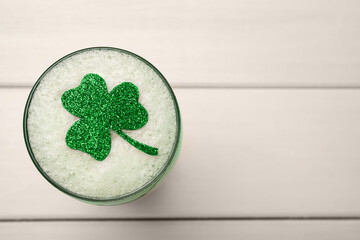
left=27, top=49, right=177, bottom=198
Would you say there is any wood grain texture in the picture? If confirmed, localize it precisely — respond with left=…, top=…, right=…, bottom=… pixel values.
left=1, top=0, right=360, bottom=87
left=1, top=221, right=360, bottom=239
left=1, top=88, right=360, bottom=218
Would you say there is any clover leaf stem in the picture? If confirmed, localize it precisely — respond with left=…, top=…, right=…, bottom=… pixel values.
left=114, top=129, right=158, bottom=156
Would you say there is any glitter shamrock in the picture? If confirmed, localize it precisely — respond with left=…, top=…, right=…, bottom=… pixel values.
left=61, top=73, right=158, bottom=161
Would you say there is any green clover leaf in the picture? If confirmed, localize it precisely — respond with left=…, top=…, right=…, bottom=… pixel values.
left=61, top=73, right=158, bottom=161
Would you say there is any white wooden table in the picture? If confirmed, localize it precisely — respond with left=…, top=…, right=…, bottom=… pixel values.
left=1, top=0, right=360, bottom=239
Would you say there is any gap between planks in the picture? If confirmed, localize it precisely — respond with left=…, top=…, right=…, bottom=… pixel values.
left=2, top=217, right=360, bottom=222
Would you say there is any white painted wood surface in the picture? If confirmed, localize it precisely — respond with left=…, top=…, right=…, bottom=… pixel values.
left=1, top=88, right=360, bottom=219
left=1, top=0, right=360, bottom=87
left=1, top=0, right=360, bottom=238
left=1, top=221, right=360, bottom=239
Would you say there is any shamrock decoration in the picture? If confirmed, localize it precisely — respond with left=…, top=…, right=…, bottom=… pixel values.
left=61, top=73, right=158, bottom=161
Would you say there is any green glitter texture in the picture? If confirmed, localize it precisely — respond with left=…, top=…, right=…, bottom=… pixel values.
left=61, top=73, right=158, bottom=161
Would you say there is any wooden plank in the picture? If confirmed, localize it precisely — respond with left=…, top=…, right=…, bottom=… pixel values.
left=1, top=221, right=360, bottom=239
left=1, top=0, right=360, bottom=87
left=2, top=88, right=360, bottom=218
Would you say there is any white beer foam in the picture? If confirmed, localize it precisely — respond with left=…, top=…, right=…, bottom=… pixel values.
left=27, top=49, right=177, bottom=198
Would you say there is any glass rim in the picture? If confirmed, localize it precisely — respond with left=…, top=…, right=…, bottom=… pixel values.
left=23, top=46, right=182, bottom=204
